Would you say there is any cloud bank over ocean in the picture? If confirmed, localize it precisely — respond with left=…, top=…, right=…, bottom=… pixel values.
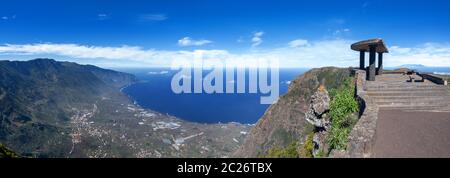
left=0, top=39, right=449, bottom=68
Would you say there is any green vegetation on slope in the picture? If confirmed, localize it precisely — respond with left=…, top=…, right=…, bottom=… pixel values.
left=299, top=133, right=314, bottom=158
left=0, top=143, right=20, bottom=158
left=262, top=76, right=359, bottom=158
left=246, top=67, right=357, bottom=158
left=263, top=132, right=315, bottom=158
left=264, top=142, right=299, bottom=158
left=327, top=77, right=359, bottom=151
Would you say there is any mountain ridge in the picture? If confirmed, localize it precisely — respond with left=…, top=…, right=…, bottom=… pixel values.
left=0, top=58, right=249, bottom=157
left=0, top=58, right=138, bottom=156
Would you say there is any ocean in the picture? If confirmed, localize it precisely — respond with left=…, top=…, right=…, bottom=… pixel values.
left=385, top=66, right=450, bottom=75
left=117, top=66, right=450, bottom=124
left=118, top=68, right=308, bottom=124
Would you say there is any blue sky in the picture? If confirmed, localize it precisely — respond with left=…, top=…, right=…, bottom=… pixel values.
left=0, top=0, right=449, bottom=67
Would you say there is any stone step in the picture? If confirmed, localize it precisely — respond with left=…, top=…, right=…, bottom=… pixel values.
left=379, top=105, right=450, bottom=112
left=366, top=86, right=446, bottom=90
left=375, top=102, right=450, bottom=107
left=364, top=75, right=450, bottom=111
left=366, top=87, right=448, bottom=92
left=367, top=89, right=450, bottom=92
left=371, top=96, right=450, bottom=101
left=373, top=98, right=450, bottom=105
left=366, top=81, right=444, bottom=85
left=366, top=83, right=447, bottom=87
left=375, top=101, right=450, bottom=107
left=366, top=83, right=442, bottom=87
left=381, top=108, right=450, bottom=112
left=404, top=110, right=450, bottom=112
left=367, top=91, right=450, bottom=97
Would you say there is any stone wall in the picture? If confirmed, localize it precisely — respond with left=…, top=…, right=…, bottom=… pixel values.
left=418, top=73, right=448, bottom=86
left=337, top=70, right=379, bottom=158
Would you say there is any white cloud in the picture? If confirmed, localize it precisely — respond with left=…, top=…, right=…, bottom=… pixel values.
left=97, top=14, right=109, bottom=20
left=288, top=39, right=308, bottom=48
left=333, top=28, right=351, bottom=36
left=0, top=43, right=228, bottom=67
left=386, top=43, right=450, bottom=67
left=1, top=15, right=16, bottom=20
left=390, top=46, right=411, bottom=54
left=251, top=31, right=264, bottom=47
left=138, top=14, right=168, bottom=21
left=237, top=36, right=244, bottom=43
left=148, top=70, right=169, bottom=75
left=178, top=37, right=212, bottom=47
left=0, top=40, right=449, bottom=68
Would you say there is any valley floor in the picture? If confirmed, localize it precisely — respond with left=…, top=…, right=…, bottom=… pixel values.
left=66, top=91, right=252, bottom=158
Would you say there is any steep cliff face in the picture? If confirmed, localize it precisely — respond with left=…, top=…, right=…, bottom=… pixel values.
left=233, top=67, right=352, bottom=157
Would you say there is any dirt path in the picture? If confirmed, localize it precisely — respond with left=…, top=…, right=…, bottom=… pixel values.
left=373, top=109, right=450, bottom=157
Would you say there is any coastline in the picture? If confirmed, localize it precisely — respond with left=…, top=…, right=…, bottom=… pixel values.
left=120, top=80, right=254, bottom=126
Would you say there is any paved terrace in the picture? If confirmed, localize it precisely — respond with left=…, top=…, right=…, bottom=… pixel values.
left=367, top=74, right=450, bottom=157
left=366, top=74, right=450, bottom=112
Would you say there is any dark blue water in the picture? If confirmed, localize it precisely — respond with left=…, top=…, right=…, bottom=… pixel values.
left=117, top=66, right=450, bottom=124
left=117, top=68, right=308, bottom=124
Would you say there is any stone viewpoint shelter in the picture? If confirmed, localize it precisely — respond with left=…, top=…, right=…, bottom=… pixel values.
left=351, top=38, right=388, bottom=81
left=345, top=38, right=450, bottom=158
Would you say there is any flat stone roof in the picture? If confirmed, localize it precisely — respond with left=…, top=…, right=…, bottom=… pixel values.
left=351, top=38, right=389, bottom=53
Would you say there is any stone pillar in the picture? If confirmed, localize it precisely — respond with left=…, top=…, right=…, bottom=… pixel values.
left=377, top=52, right=383, bottom=75
left=367, top=45, right=377, bottom=81
left=359, top=51, right=365, bottom=70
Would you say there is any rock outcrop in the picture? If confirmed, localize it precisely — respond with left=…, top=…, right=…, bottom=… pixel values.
left=305, top=85, right=330, bottom=129
left=305, top=86, right=332, bottom=156
left=313, top=130, right=329, bottom=156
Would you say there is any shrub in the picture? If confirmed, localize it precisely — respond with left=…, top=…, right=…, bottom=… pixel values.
left=315, top=149, right=326, bottom=158
left=0, top=144, right=20, bottom=158
left=327, top=126, right=351, bottom=150
left=300, top=133, right=314, bottom=158
left=265, top=142, right=299, bottom=158
left=326, top=77, right=359, bottom=151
